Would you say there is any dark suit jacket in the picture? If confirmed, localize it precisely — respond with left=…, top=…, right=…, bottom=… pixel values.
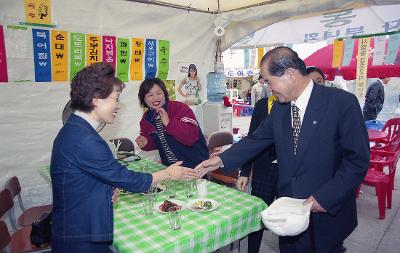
left=363, top=79, right=385, bottom=121
left=241, top=97, right=278, bottom=205
left=220, top=84, right=370, bottom=247
left=51, top=114, right=152, bottom=242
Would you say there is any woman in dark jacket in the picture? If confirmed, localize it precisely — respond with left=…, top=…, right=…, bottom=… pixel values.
left=236, top=96, right=278, bottom=253
left=51, top=63, right=196, bottom=253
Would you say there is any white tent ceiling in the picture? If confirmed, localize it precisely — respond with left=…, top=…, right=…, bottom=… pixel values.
left=127, top=0, right=285, bottom=13
left=126, top=0, right=400, bottom=50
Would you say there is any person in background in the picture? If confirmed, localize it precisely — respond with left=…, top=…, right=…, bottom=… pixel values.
left=236, top=95, right=278, bottom=253
left=195, top=47, right=369, bottom=253
left=306, top=66, right=325, bottom=85
left=177, top=63, right=202, bottom=105
left=363, top=77, right=390, bottom=121
left=251, top=75, right=265, bottom=106
left=136, top=78, right=209, bottom=169
left=51, top=63, right=197, bottom=253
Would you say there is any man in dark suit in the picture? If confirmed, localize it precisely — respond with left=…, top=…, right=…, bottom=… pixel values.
left=195, top=47, right=370, bottom=253
left=363, top=77, right=390, bottom=121
left=236, top=95, right=278, bottom=253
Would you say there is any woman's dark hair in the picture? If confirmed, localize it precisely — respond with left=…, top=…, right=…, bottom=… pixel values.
left=188, top=64, right=197, bottom=77
left=70, top=63, right=125, bottom=112
left=260, top=46, right=307, bottom=77
left=306, top=66, right=326, bottom=82
left=138, top=78, right=170, bottom=108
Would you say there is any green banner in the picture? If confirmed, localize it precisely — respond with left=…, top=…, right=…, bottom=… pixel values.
left=70, top=33, right=85, bottom=80
left=157, top=40, right=170, bottom=80
left=117, top=38, right=130, bottom=82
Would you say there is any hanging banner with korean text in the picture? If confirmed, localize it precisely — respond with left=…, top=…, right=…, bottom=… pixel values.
left=145, top=39, right=157, bottom=79
left=24, top=0, right=51, bottom=25
left=0, top=25, right=8, bottom=82
left=70, top=32, right=85, bottom=80
left=372, top=36, right=386, bottom=66
left=32, top=28, right=51, bottom=82
left=385, top=33, right=400, bottom=64
left=257, top=48, right=264, bottom=68
left=249, top=48, right=256, bottom=69
left=130, top=38, right=143, bottom=81
left=157, top=40, right=169, bottom=80
left=243, top=49, right=249, bottom=69
left=342, top=38, right=355, bottom=66
left=86, top=34, right=101, bottom=65
left=355, top=38, right=370, bottom=100
left=102, top=36, right=116, bottom=69
left=51, top=30, right=68, bottom=81
left=117, top=38, right=130, bottom=82
left=332, top=39, right=344, bottom=68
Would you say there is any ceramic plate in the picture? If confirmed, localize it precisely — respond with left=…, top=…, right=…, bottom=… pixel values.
left=154, top=200, right=186, bottom=213
left=187, top=198, right=218, bottom=212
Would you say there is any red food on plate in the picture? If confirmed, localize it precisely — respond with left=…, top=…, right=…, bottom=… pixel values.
left=159, top=200, right=181, bottom=212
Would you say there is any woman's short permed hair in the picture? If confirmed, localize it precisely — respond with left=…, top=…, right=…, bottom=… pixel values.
left=138, top=78, right=170, bottom=108
left=70, top=63, right=125, bottom=112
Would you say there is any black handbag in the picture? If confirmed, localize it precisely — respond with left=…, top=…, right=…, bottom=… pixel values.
left=30, top=212, right=51, bottom=247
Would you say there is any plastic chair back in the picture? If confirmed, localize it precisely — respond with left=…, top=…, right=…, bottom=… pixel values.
left=0, top=189, right=13, bottom=219
left=382, top=118, right=400, bottom=142
left=207, top=132, right=238, bottom=185
left=0, top=220, right=11, bottom=252
left=4, top=176, right=25, bottom=211
left=365, top=120, right=385, bottom=130
left=208, top=131, right=233, bottom=151
left=110, top=138, right=135, bottom=153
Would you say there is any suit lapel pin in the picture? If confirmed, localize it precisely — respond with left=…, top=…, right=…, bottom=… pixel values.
left=313, top=120, right=317, bottom=125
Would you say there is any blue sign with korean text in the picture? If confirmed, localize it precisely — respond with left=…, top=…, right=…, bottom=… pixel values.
left=32, top=29, right=51, bottom=82
left=145, top=39, right=157, bottom=79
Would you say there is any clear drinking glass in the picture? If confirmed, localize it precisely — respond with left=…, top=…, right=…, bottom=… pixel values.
left=147, top=186, right=158, bottom=202
left=168, top=209, right=182, bottom=230
left=166, top=180, right=176, bottom=198
left=142, top=195, right=154, bottom=215
left=184, top=179, right=196, bottom=198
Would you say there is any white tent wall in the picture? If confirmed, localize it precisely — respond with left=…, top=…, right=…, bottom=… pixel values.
left=0, top=0, right=216, bottom=206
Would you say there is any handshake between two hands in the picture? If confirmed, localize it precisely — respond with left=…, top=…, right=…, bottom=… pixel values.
left=168, top=156, right=223, bottom=180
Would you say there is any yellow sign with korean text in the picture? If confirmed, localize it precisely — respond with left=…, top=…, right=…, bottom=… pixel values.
left=355, top=38, right=370, bottom=101
left=51, top=30, right=68, bottom=81
left=86, top=34, right=101, bottom=65
left=24, top=0, right=51, bottom=25
left=332, top=39, right=344, bottom=68
left=130, top=38, right=144, bottom=80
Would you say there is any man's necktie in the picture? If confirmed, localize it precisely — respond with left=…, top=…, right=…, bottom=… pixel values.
left=292, top=104, right=301, bottom=155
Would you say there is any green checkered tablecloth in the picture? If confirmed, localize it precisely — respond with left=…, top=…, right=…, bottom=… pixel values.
left=40, top=156, right=267, bottom=253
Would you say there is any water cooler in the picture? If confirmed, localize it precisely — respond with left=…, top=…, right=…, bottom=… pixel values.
left=202, top=72, right=232, bottom=137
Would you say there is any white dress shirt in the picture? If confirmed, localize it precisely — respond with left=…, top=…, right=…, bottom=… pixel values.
left=75, top=110, right=101, bottom=130
left=291, top=79, right=314, bottom=126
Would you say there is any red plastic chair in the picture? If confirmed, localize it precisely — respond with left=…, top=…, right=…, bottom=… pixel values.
left=369, top=148, right=400, bottom=193
left=4, top=177, right=52, bottom=227
left=380, top=118, right=400, bottom=144
left=360, top=168, right=391, bottom=219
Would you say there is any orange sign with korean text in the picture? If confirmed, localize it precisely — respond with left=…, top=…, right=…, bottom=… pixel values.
left=51, top=30, right=68, bottom=81
left=86, top=34, right=101, bottom=65
left=24, top=0, right=51, bottom=25
left=130, top=38, right=144, bottom=80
